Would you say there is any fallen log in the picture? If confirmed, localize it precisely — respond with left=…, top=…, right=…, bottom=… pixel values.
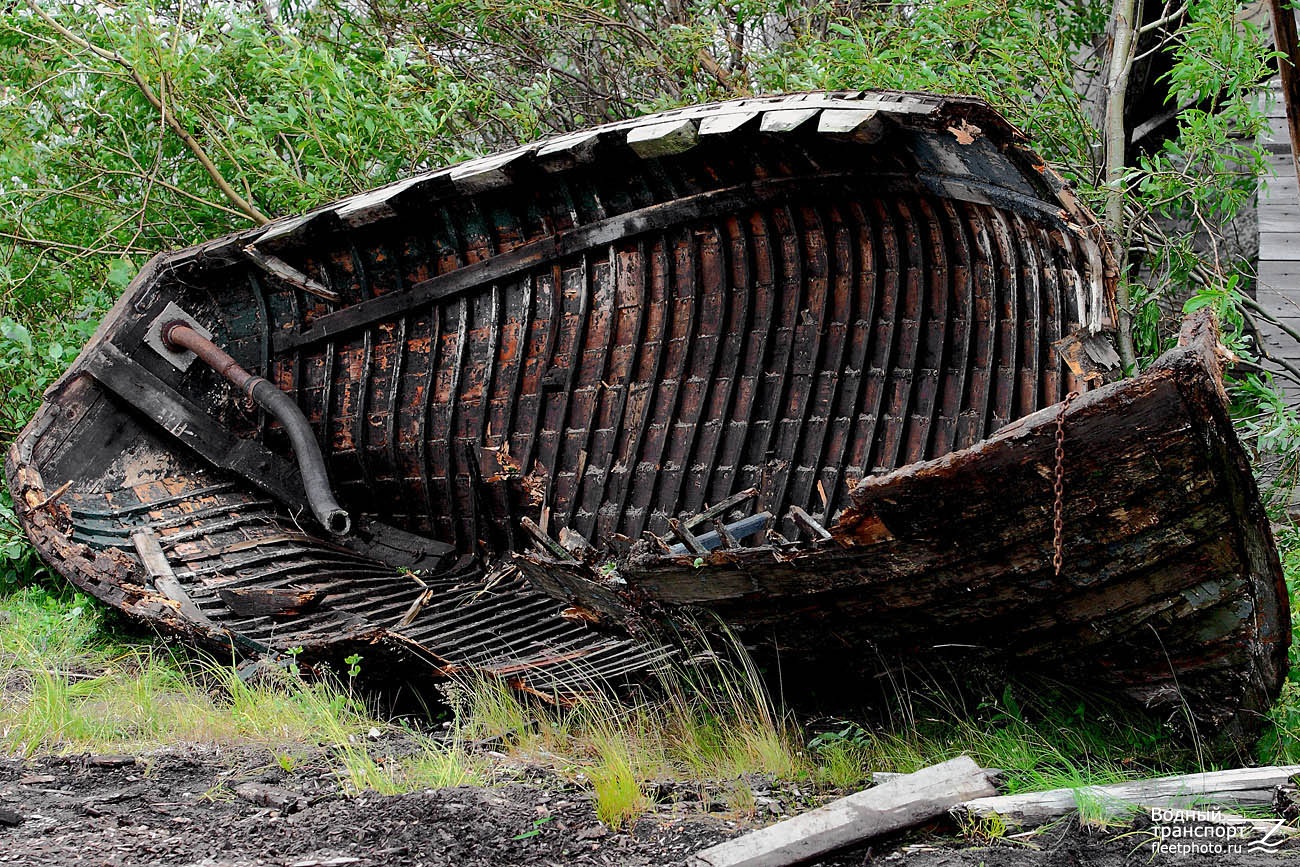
left=957, top=765, right=1300, bottom=827
left=690, top=756, right=996, bottom=867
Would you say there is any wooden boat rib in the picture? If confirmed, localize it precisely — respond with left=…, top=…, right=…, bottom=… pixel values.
left=4, top=91, right=1287, bottom=742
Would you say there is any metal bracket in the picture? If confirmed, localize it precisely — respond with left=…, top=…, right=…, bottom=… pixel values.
left=144, top=302, right=212, bottom=371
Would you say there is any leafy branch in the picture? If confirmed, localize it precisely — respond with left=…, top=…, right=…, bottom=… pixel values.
left=22, top=0, right=270, bottom=225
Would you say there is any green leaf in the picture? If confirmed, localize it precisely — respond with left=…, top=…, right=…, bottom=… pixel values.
left=107, top=259, right=135, bottom=290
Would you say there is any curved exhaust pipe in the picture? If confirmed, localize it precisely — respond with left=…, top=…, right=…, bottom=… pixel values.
left=161, top=321, right=352, bottom=536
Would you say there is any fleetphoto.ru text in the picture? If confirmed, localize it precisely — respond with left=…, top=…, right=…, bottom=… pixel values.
left=1149, top=807, right=1288, bottom=856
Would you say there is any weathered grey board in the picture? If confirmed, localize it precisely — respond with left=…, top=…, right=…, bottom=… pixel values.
left=690, top=757, right=996, bottom=867
left=958, top=765, right=1300, bottom=827
left=1256, top=79, right=1300, bottom=403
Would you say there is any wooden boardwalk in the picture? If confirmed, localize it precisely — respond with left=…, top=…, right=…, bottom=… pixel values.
left=1256, top=78, right=1300, bottom=403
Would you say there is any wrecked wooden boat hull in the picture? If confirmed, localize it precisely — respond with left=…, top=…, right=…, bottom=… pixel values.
left=5, top=91, right=1287, bottom=742
left=521, top=314, right=1290, bottom=745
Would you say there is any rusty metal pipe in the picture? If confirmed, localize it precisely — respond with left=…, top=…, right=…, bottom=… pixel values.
left=161, top=321, right=352, bottom=536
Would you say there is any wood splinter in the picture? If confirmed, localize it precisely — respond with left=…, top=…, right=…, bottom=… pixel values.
left=29, top=480, right=72, bottom=512
left=520, top=516, right=576, bottom=561
left=684, top=487, right=759, bottom=530
left=669, top=518, right=709, bottom=555
left=788, top=505, right=833, bottom=541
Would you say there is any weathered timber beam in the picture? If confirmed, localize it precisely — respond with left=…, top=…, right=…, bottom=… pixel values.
left=690, top=756, right=996, bottom=867
left=667, top=512, right=773, bottom=555
left=129, top=529, right=215, bottom=626
left=957, top=765, right=1300, bottom=827
left=242, top=245, right=339, bottom=302
left=683, top=487, right=758, bottom=530
left=1270, top=0, right=1300, bottom=188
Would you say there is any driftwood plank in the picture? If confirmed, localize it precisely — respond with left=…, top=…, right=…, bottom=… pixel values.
left=233, top=782, right=309, bottom=813
left=690, top=756, right=995, bottom=867
left=957, top=765, right=1300, bottom=827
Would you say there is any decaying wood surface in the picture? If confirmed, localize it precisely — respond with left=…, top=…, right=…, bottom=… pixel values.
left=957, top=765, right=1300, bottom=827
left=519, top=313, right=1289, bottom=746
left=6, top=90, right=1115, bottom=705
left=6, top=89, right=1284, bottom=735
left=690, top=756, right=996, bottom=867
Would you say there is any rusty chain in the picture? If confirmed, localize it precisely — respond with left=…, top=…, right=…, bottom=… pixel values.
left=1053, top=391, right=1079, bottom=577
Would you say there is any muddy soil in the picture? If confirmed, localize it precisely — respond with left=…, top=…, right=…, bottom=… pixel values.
left=0, top=748, right=1295, bottom=866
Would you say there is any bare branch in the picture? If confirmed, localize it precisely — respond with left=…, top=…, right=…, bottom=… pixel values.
left=23, top=0, right=270, bottom=225
left=1136, top=3, right=1189, bottom=36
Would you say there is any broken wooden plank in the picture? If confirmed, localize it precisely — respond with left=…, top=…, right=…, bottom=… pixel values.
left=690, top=756, right=996, bottom=867
left=218, top=586, right=324, bottom=618
left=242, top=245, right=338, bottom=302
left=559, top=526, right=596, bottom=557
left=683, top=487, right=759, bottom=530
left=711, top=518, right=739, bottom=549
left=788, top=505, right=832, bottom=541
left=669, top=518, right=709, bottom=555
left=957, top=765, right=1300, bottom=827
left=394, top=587, right=435, bottom=628
left=520, top=516, right=575, bottom=561
left=130, top=530, right=214, bottom=626
left=667, top=512, right=772, bottom=555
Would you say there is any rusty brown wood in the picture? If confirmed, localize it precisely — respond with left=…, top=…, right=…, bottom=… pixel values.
left=1037, top=225, right=1063, bottom=405
left=556, top=255, right=606, bottom=532
left=518, top=316, right=1285, bottom=744
left=607, top=239, right=670, bottom=537
left=587, top=242, right=648, bottom=539
left=959, top=206, right=997, bottom=449
left=17, top=91, right=1196, bottom=723
left=777, top=205, right=833, bottom=526
left=1010, top=213, right=1041, bottom=417
left=910, top=197, right=948, bottom=465
left=711, top=211, right=774, bottom=508
left=676, top=226, right=738, bottom=522
left=820, top=201, right=876, bottom=504
left=688, top=218, right=750, bottom=513
left=667, top=223, right=725, bottom=521
left=934, top=200, right=973, bottom=456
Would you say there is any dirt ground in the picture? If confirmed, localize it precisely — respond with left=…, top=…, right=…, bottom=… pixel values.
left=1, top=747, right=1297, bottom=867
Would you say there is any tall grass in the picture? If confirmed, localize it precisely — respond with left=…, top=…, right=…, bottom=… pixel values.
left=805, top=678, right=1181, bottom=797
left=0, top=587, right=478, bottom=792
left=0, top=585, right=1205, bottom=830
left=446, top=632, right=805, bottom=828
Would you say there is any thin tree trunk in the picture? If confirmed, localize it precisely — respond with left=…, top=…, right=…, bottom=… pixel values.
left=1269, top=0, right=1300, bottom=187
left=1104, top=0, right=1138, bottom=371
